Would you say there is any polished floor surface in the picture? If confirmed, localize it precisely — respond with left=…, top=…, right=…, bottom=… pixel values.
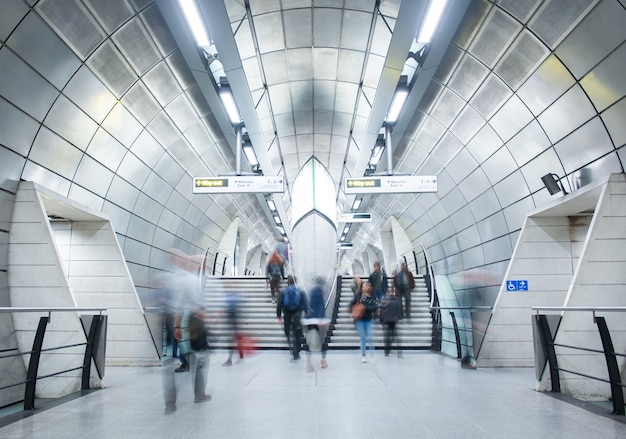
left=1, top=350, right=625, bottom=438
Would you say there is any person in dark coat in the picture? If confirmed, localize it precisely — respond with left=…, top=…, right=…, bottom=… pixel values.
left=393, top=262, right=415, bottom=318
left=304, top=277, right=329, bottom=371
left=266, top=251, right=284, bottom=304
left=379, top=286, right=403, bottom=357
left=276, top=276, right=308, bottom=360
left=368, top=261, right=388, bottom=300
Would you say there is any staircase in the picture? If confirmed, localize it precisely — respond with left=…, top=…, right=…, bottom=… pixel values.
left=202, top=276, right=289, bottom=349
left=201, top=275, right=433, bottom=351
left=327, top=275, right=433, bottom=350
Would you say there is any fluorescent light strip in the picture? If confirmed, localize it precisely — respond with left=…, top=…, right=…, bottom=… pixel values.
left=351, top=198, right=362, bottom=210
left=243, top=144, right=258, bottom=166
left=219, top=87, right=241, bottom=125
left=386, top=87, right=409, bottom=124
left=417, top=0, right=447, bottom=44
left=178, top=0, right=211, bottom=46
left=369, top=145, right=385, bottom=166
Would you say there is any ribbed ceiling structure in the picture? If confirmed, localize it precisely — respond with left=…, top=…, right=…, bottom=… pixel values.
left=0, top=0, right=625, bottom=303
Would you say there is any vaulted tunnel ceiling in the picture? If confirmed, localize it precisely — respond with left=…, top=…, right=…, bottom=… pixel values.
left=0, top=0, right=624, bottom=288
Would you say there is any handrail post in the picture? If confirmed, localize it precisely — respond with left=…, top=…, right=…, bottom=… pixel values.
left=450, top=311, right=461, bottom=359
left=535, top=314, right=561, bottom=393
left=212, top=252, right=219, bottom=276
left=82, top=315, right=105, bottom=389
left=594, top=316, right=625, bottom=415
left=24, top=316, right=49, bottom=410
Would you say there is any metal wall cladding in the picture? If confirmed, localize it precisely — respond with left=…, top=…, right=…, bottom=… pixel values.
left=0, top=50, right=58, bottom=122
left=556, top=0, right=626, bottom=79
left=0, top=0, right=625, bottom=310
left=0, top=99, right=39, bottom=157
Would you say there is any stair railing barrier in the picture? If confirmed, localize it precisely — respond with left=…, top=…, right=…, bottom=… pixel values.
left=0, top=307, right=107, bottom=410
left=429, top=306, right=492, bottom=367
left=531, top=306, right=626, bottom=415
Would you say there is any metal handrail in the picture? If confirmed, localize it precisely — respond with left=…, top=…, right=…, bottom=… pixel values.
left=325, top=272, right=338, bottom=310
left=430, top=306, right=492, bottom=310
left=532, top=307, right=625, bottom=415
left=0, top=307, right=106, bottom=320
left=532, top=306, right=626, bottom=317
left=430, top=306, right=492, bottom=361
left=0, top=307, right=107, bottom=410
left=0, top=307, right=107, bottom=312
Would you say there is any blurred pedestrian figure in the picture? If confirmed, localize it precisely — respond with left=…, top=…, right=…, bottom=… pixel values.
left=162, top=249, right=211, bottom=414
left=155, top=277, right=186, bottom=371
left=276, top=276, right=308, bottom=360
left=393, top=262, right=415, bottom=318
left=348, top=280, right=379, bottom=363
left=222, top=290, right=244, bottom=366
left=303, top=277, right=330, bottom=371
left=266, top=251, right=284, bottom=304
left=368, top=261, right=388, bottom=300
left=379, top=286, right=403, bottom=357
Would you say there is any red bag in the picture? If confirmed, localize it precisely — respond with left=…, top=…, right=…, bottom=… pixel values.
left=236, top=333, right=258, bottom=356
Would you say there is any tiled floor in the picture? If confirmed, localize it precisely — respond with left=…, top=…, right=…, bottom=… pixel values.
left=1, top=350, right=625, bottom=438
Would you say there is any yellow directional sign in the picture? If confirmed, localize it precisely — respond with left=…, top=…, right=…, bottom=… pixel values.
left=346, top=178, right=381, bottom=188
left=194, top=178, right=228, bottom=189
left=344, top=176, right=437, bottom=194
left=193, top=176, right=284, bottom=194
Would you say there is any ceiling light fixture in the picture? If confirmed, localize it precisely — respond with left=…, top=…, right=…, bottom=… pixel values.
left=417, top=0, right=448, bottom=44
left=218, top=78, right=241, bottom=126
left=266, top=197, right=276, bottom=212
left=242, top=143, right=258, bottom=167
left=178, top=0, right=211, bottom=46
left=368, top=134, right=386, bottom=167
left=351, top=198, right=362, bottom=211
left=385, top=76, right=409, bottom=125
left=541, top=173, right=568, bottom=196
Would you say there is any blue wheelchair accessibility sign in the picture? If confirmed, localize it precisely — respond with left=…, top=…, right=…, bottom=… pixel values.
left=506, top=280, right=528, bottom=291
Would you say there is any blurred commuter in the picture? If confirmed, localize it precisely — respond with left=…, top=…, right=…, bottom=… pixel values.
left=393, top=262, right=415, bottom=318
left=162, top=249, right=211, bottom=414
left=348, top=280, right=379, bottom=363
left=266, top=251, right=284, bottom=304
left=368, top=261, right=388, bottom=300
left=276, top=276, right=308, bottom=360
left=379, top=287, right=403, bottom=357
left=303, top=277, right=330, bottom=371
left=222, top=290, right=244, bottom=366
left=155, top=278, right=186, bottom=371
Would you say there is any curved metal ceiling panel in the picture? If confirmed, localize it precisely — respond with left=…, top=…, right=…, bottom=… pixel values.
left=0, top=0, right=624, bottom=308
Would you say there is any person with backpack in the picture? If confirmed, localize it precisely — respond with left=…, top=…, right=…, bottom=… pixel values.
left=266, top=251, right=285, bottom=304
left=276, top=276, right=308, bottom=360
